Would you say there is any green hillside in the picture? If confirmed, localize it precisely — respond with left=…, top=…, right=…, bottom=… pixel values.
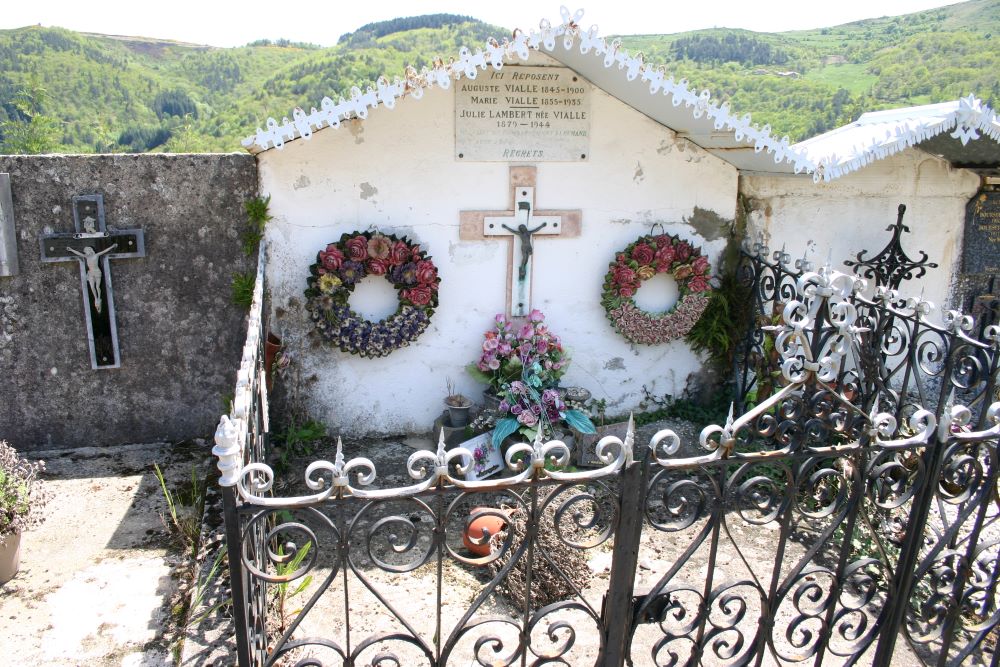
left=616, top=0, right=1000, bottom=139
left=0, top=2, right=997, bottom=153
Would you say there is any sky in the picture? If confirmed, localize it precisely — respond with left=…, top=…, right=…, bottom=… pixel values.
left=0, top=0, right=965, bottom=47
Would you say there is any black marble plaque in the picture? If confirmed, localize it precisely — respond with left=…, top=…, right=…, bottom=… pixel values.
left=963, top=188, right=1000, bottom=275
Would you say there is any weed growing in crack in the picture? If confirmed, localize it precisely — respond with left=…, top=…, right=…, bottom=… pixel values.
left=273, top=540, right=313, bottom=634
left=153, top=463, right=207, bottom=559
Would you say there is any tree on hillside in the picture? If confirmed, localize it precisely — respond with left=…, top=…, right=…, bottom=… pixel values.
left=153, top=89, right=198, bottom=120
left=0, top=84, right=60, bottom=154
left=338, top=14, right=480, bottom=45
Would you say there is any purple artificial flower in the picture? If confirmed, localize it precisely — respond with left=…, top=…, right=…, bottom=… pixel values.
left=510, top=381, right=527, bottom=395
left=518, top=410, right=538, bottom=426
left=398, top=262, right=418, bottom=286
left=498, top=400, right=510, bottom=412
left=518, top=323, right=535, bottom=340
left=528, top=309, right=545, bottom=323
left=511, top=404, right=524, bottom=416
left=518, top=343, right=534, bottom=361
left=339, top=261, right=366, bottom=285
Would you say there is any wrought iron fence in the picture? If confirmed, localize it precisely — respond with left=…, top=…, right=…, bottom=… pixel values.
left=216, top=245, right=1000, bottom=665
left=214, top=246, right=270, bottom=666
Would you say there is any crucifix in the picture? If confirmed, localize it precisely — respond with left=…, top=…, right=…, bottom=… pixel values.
left=460, top=166, right=580, bottom=317
left=39, top=195, right=145, bottom=369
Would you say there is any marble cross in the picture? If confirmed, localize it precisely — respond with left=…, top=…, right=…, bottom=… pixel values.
left=460, top=167, right=580, bottom=317
left=39, top=195, right=145, bottom=369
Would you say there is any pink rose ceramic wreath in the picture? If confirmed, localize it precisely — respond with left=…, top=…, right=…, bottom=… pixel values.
left=304, top=231, right=439, bottom=358
left=601, top=233, right=712, bottom=345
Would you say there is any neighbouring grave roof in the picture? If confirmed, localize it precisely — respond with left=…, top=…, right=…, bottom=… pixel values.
left=241, top=8, right=1000, bottom=183
left=792, top=95, right=1000, bottom=181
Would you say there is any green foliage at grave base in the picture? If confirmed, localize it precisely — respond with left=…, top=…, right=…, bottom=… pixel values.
left=686, top=194, right=753, bottom=372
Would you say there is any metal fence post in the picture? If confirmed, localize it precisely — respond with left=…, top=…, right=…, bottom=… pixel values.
left=872, top=377, right=953, bottom=663
left=222, top=486, right=253, bottom=667
left=600, top=449, right=649, bottom=666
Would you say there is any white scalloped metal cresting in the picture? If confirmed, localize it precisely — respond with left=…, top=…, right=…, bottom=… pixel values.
left=240, top=6, right=820, bottom=178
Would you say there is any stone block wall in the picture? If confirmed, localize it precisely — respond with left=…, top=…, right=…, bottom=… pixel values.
left=0, top=154, right=257, bottom=450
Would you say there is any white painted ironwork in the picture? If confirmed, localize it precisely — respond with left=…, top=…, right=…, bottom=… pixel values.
left=213, top=243, right=267, bottom=487
left=240, top=7, right=817, bottom=178
left=213, top=415, right=242, bottom=487
left=228, top=418, right=639, bottom=507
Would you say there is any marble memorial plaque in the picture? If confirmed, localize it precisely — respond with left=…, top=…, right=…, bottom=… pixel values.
left=455, top=66, right=591, bottom=162
left=458, top=432, right=504, bottom=481
left=964, top=189, right=1000, bottom=275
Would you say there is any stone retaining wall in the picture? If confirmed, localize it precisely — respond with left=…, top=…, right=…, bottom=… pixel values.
left=0, top=154, right=257, bottom=450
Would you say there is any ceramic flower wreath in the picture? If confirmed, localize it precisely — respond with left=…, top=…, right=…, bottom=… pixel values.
left=601, top=233, right=712, bottom=345
left=304, top=231, right=439, bottom=358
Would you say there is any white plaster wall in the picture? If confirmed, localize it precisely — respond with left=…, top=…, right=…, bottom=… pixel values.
left=258, top=54, right=738, bottom=436
left=740, top=152, right=981, bottom=311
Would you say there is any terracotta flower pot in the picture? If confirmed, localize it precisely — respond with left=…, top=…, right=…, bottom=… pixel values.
left=0, top=530, right=22, bottom=585
left=264, top=333, right=281, bottom=392
left=462, top=507, right=509, bottom=557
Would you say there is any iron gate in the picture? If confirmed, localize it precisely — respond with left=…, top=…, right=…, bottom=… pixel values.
left=215, top=239, right=1000, bottom=666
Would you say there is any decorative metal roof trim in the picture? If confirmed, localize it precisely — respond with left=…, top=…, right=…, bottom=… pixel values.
left=807, top=95, right=1000, bottom=183
left=240, top=6, right=818, bottom=177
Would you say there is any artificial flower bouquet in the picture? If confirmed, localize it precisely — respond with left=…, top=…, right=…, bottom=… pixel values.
left=468, top=310, right=595, bottom=446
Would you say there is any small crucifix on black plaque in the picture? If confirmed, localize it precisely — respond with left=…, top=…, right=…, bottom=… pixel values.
left=39, top=195, right=145, bottom=369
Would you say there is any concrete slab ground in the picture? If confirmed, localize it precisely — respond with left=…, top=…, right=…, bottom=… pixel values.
left=0, top=440, right=213, bottom=666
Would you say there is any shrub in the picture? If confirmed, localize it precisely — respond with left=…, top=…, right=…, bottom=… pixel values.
left=0, top=441, right=51, bottom=537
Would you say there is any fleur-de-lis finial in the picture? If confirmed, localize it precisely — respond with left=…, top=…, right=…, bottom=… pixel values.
left=335, top=436, right=345, bottom=469
left=720, top=404, right=736, bottom=459
left=623, top=413, right=635, bottom=464
left=436, top=428, right=449, bottom=471
left=531, top=427, right=547, bottom=471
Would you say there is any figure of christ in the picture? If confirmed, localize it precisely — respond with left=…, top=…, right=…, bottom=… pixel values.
left=501, top=221, right=548, bottom=281
left=67, top=243, right=118, bottom=314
